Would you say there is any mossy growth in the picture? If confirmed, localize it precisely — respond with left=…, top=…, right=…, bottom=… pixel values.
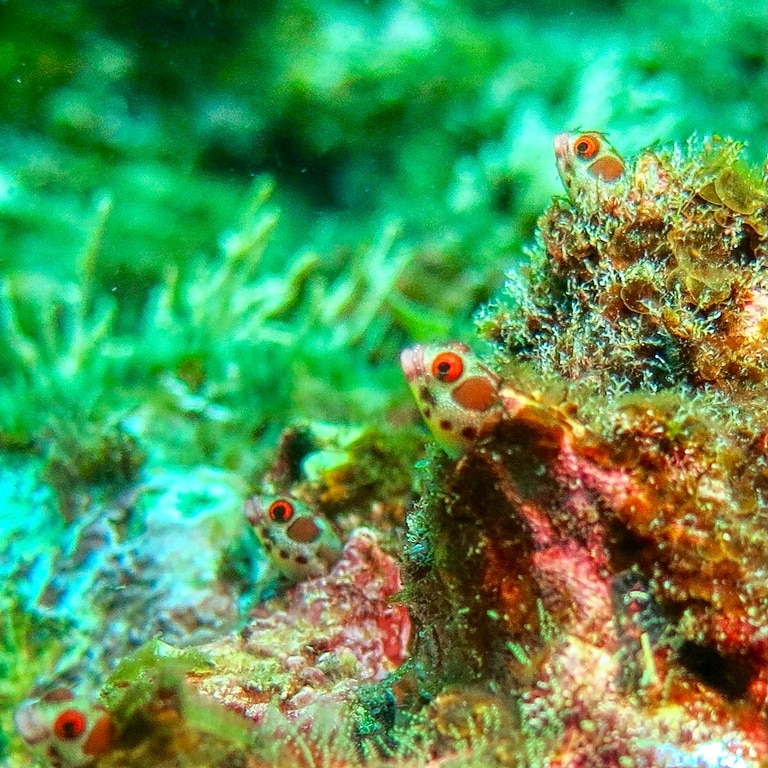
left=100, top=639, right=213, bottom=724
left=478, top=136, right=768, bottom=400
left=313, top=425, right=424, bottom=521
left=94, top=640, right=261, bottom=767
left=256, top=420, right=424, bottom=542
left=42, top=417, right=146, bottom=520
left=349, top=682, right=398, bottom=758
left=399, top=447, right=500, bottom=692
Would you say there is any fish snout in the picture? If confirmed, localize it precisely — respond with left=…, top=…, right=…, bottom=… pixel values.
left=553, top=132, right=570, bottom=159
left=553, top=132, right=573, bottom=174
left=14, top=700, right=50, bottom=746
left=244, top=496, right=264, bottom=526
left=399, top=345, right=425, bottom=382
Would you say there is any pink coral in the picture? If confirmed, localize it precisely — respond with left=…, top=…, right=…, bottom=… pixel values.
left=189, top=528, right=410, bottom=726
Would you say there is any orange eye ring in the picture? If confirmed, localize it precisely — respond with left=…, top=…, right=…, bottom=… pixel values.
left=268, top=499, right=294, bottom=523
left=431, top=351, right=464, bottom=383
left=573, top=134, right=600, bottom=159
left=54, top=709, right=88, bottom=740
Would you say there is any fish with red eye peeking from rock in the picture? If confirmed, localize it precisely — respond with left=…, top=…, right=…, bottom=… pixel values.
left=14, top=689, right=115, bottom=768
left=399, top=342, right=502, bottom=457
left=554, top=130, right=626, bottom=202
left=244, top=493, right=343, bottom=582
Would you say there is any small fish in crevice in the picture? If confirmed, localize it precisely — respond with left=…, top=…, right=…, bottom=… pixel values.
left=554, top=130, right=626, bottom=201
left=14, top=689, right=115, bottom=768
left=399, top=341, right=501, bottom=457
left=244, top=493, right=343, bottom=582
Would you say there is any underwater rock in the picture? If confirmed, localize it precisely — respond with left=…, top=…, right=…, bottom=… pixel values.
left=188, top=528, right=410, bottom=726
left=403, top=134, right=768, bottom=765
left=15, top=530, right=409, bottom=767
left=14, top=465, right=249, bottom=691
left=482, top=134, right=768, bottom=394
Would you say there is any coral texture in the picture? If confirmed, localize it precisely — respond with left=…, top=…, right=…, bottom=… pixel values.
left=189, top=528, right=410, bottom=725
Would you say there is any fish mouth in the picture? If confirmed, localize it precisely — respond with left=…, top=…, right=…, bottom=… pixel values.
left=553, top=133, right=571, bottom=174
left=14, top=701, right=49, bottom=746
left=399, top=345, right=425, bottom=382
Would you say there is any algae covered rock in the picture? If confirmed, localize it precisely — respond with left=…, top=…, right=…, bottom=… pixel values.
left=481, top=134, right=768, bottom=393
left=402, top=133, right=768, bottom=766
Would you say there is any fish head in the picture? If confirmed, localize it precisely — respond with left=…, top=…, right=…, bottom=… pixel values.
left=14, top=690, right=115, bottom=767
left=244, top=494, right=342, bottom=580
left=554, top=131, right=625, bottom=199
left=399, top=342, right=501, bottom=456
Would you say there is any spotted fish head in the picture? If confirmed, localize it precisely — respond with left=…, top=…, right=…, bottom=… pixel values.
left=554, top=131, right=625, bottom=200
left=400, top=341, right=501, bottom=456
left=14, top=689, right=115, bottom=768
left=244, top=493, right=343, bottom=582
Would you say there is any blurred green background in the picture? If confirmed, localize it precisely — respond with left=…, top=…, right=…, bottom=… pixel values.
left=0, top=0, right=765, bottom=465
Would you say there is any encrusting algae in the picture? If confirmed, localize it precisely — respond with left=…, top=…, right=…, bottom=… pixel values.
left=15, top=132, right=768, bottom=767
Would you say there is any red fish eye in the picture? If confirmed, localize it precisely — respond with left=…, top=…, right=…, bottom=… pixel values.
left=54, top=709, right=88, bottom=740
left=431, top=351, right=464, bottom=383
left=268, top=499, right=294, bottom=523
left=574, top=134, right=600, bottom=159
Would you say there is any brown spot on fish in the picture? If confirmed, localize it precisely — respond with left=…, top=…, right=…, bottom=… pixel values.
left=439, top=419, right=453, bottom=431
left=451, top=376, right=499, bottom=412
left=82, top=715, right=116, bottom=757
left=287, top=516, right=322, bottom=544
left=589, top=155, right=624, bottom=182
left=420, top=385, right=437, bottom=406
left=41, top=690, right=75, bottom=704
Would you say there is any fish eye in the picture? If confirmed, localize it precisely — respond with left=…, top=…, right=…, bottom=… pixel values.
left=268, top=499, right=295, bottom=523
left=574, top=134, right=600, bottom=159
left=54, top=709, right=88, bottom=740
left=431, top=351, right=464, bottom=383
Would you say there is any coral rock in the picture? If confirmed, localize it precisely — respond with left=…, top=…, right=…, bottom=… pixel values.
left=189, top=528, right=410, bottom=726
left=407, top=135, right=768, bottom=766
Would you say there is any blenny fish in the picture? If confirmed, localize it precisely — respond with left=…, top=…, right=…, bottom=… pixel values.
left=14, top=690, right=115, bottom=768
left=554, top=130, right=625, bottom=200
left=244, top=493, right=343, bottom=581
left=399, top=341, right=501, bottom=456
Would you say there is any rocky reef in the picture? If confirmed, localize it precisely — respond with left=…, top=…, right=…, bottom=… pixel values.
left=403, top=133, right=768, bottom=765
left=2, top=1, right=768, bottom=765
